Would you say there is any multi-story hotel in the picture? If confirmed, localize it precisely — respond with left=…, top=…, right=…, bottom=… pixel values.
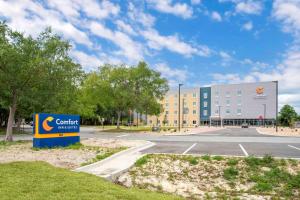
left=147, top=81, right=277, bottom=127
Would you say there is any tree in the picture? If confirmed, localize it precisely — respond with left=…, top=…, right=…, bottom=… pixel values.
left=0, top=22, right=83, bottom=141
left=78, top=62, right=169, bottom=129
left=278, top=104, right=298, bottom=127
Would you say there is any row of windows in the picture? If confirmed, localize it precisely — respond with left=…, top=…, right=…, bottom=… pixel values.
left=165, top=101, right=198, bottom=107
left=150, top=120, right=198, bottom=125
left=173, top=93, right=198, bottom=98
left=213, top=108, right=242, bottom=115
left=215, top=90, right=242, bottom=97
left=165, top=110, right=197, bottom=115
left=214, top=99, right=242, bottom=106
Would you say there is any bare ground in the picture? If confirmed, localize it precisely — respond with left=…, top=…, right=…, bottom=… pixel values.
left=0, top=138, right=144, bottom=169
left=117, top=154, right=300, bottom=200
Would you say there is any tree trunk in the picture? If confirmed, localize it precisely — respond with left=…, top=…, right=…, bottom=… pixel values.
left=5, top=92, right=17, bottom=142
left=137, top=112, right=139, bottom=127
left=16, top=117, right=22, bottom=133
left=116, top=111, right=121, bottom=129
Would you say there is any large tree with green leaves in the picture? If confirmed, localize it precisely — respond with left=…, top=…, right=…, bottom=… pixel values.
left=0, top=22, right=83, bottom=141
left=278, top=104, right=298, bottom=127
left=79, top=62, right=168, bottom=128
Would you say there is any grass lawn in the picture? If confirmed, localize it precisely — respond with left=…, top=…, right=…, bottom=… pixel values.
left=0, top=161, right=182, bottom=200
left=0, top=127, right=30, bottom=135
left=99, top=126, right=152, bottom=133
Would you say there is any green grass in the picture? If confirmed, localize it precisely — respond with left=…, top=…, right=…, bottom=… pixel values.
left=212, top=155, right=224, bottom=161
left=135, top=155, right=150, bottom=167
left=182, top=155, right=199, bottom=165
left=223, top=167, right=239, bottom=180
left=227, top=158, right=239, bottom=166
left=101, top=126, right=152, bottom=133
left=0, top=161, right=182, bottom=200
left=0, top=140, right=29, bottom=148
left=201, top=155, right=211, bottom=161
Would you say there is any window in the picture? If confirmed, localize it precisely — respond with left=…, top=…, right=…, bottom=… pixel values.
left=226, top=109, right=230, bottom=114
left=237, top=108, right=242, bottom=115
left=183, top=108, right=189, bottom=114
left=226, top=91, right=230, bottom=97
left=183, top=120, right=187, bottom=124
left=193, top=93, right=197, bottom=98
left=193, top=110, right=196, bottom=114
left=215, top=91, right=219, bottom=97
left=174, top=120, right=177, bottom=124
left=165, top=111, right=169, bottom=114
left=184, top=93, right=187, bottom=97
left=174, top=103, right=178, bottom=107
left=215, top=110, right=219, bottom=114
left=165, top=103, right=169, bottom=107
left=193, top=102, right=196, bottom=106
left=184, top=102, right=187, bottom=106
left=193, top=120, right=197, bottom=125
left=203, top=110, right=207, bottom=116
left=203, top=101, right=208, bottom=107
left=226, top=99, right=230, bottom=106
left=215, top=100, right=219, bottom=106
left=237, top=90, right=242, bottom=96
left=237, top=99, right=242, bottom=105
left=174, top=111, right=178, bottom=114
left=158, top=120, right=160, bottom=124
left=149, top=120, right=152, bottom=124
left=174, top=94, right=178, bottom=98
left=204, top=92, right=208, bottom=99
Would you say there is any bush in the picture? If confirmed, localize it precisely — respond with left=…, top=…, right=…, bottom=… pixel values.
left=255, top=182, right=272, bottom=192
left=183, top=156, right=199, bottom=165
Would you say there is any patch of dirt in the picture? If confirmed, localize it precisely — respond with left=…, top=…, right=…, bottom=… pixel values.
left=117, top=155, right=300, bottom=199
left=0, top=139, right=134, bottom=169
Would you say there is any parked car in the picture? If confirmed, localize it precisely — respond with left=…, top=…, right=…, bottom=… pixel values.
left=241, top=122, right=248, bottom=128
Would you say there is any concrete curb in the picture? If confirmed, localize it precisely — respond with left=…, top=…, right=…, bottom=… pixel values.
left=74, top=141, right=156, bottom=181
left=164, top=127, right=226, bottom=136
left=256, top=128, right=300, bottom=137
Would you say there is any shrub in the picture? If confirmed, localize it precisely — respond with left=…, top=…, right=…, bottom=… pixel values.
left=135, top=155, right=150, bottom=167
left=255, top=182, right=272, bottom=192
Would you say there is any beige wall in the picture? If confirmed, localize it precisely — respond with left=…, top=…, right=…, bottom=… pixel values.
left=148, top=88, right=200, bottom=127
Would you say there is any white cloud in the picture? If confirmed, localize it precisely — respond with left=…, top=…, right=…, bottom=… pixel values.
left=235, top=0, right=263, bottom=15
left=211, top=11, right=222, bottom=22
left=191, top=0, right=202, bottom=5
left=273, top=0, right=300, bottom=37
left=70, top=50, right=103, bottom=71
left=154, top=63, right=188, bottom=86
left=219, top=51, right=231, bottom=60
left=115, top=20, right=136, bottom=36
left=141, top=28, right=210, bottom=57
left=89, top=22, right=143, bottom=62
left=146, top=0, right=193, bottom=19
left=128, top=2, right=156, bottom=27
left=242, top=21, right=253, bottom=31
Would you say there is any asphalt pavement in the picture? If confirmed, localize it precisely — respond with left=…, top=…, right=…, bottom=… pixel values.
left=2, top=127, right=300, bottom=159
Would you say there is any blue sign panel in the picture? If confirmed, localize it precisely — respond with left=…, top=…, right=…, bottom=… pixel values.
left=37, top=113, right=80, bottom=134
left=33, top=113, right=80, bottom=148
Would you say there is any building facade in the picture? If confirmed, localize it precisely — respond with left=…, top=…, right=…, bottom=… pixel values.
left=147, top=88, right=200, bottom=127
left=148, top=81, right=277, bottom=127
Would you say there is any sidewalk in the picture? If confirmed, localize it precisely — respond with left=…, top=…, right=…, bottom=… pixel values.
left=74, top=141, right=155, bottom=181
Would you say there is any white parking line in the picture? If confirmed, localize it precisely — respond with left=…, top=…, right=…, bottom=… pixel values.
left=239, top=144, right=249, bottom=157
left=288, top=145, right=300, bottom=151
left=182, top=143, right=197, bottom=155
left=116, top=134, right=129, bottom=138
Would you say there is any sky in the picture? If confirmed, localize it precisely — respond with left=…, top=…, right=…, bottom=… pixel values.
left=0, top=0, right=299, bottom=112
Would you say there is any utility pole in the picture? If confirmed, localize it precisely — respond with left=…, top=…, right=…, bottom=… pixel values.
left=178, top=84, right=183, bottom=132
left=262, top=104, right=266, bottom=127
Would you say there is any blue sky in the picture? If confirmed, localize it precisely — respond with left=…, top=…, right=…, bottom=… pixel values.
left=0, top=0, right=299, bottom=112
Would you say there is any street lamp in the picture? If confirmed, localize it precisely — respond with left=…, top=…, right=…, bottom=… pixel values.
left=218, top=105, right=222, bottom=127
left=178, top=83, right=183, bottom=132
left=262, top=104, right=266, bottom=127
left=273, top=81, right=278, bottom=132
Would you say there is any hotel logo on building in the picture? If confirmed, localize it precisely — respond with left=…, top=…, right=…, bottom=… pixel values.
left=254, top=86, right=266, bottom=99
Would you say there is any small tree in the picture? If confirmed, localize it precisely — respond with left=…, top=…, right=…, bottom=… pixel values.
left=279, top=105, right=298, bottom=127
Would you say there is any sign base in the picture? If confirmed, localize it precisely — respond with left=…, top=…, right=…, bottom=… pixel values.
left=33, top=136, right=80, bottom=148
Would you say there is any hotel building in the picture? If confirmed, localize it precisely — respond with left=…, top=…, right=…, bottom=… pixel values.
left=147, top=81, right=277, bottom=127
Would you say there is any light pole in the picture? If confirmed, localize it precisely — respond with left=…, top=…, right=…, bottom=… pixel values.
left=218, top=105, right=222, bottom=127
left=178, top=83, right=183, bottom=132
left=262, top=104, right=266, bottom=127
left=273, top=81, right=278, bottom=132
